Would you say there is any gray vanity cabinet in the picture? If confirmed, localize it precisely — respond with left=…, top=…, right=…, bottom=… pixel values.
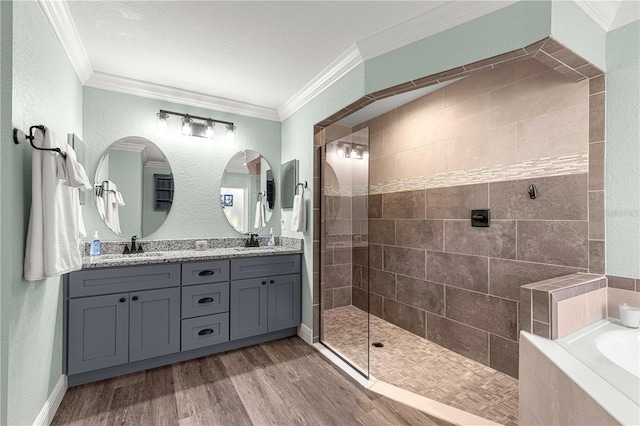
left=68, top=293, right=129, bottom=374
left=67, top=264, right=181, bottom=375
left=230, top=255, right=301, bottom=341
left=129, top=287, right=180, bottom=362
left=230, top=278, right=269, bottom=340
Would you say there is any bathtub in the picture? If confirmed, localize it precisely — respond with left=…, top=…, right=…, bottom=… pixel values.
left=521, top=319, right=639, bottom=425
left=558, top=319, right=639, bottom=406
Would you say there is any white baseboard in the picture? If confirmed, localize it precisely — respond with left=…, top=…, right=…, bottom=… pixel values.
left=33, top=375, right=67, bottom=426
left=297, top=322, right=313, bottom=344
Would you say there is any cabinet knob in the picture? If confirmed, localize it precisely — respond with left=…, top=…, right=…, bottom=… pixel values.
left=132, top=296, right=139, bottom=301
left=198, top=328, right=214, bottom=336
left=198, top=297, right=214, bottom=304
left=269, top=279, right=275, bottom=284
left=119, top=297, right=126, bottom=303
left=198, top=270, right=215, bottom=276
left=261, top=280, right=267, bottom=285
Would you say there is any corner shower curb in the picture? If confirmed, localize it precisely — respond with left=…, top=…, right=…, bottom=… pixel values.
left=311, top=343, right=500, bottom=426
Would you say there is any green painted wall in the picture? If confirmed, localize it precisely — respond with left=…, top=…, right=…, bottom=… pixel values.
left=0, top=2, right=12, bottom=423
left=364, top=0, right=552, bottom=94
left=550, top=0, right=606, bottom=70
left=82, top=88, right=282, bottom=240
left=2, top=2, right=83, bottom=425
left=605, top=21, right=640, bottom=278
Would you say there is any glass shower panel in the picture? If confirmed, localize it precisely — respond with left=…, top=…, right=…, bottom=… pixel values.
left=320, top=128, right=369, bottom=377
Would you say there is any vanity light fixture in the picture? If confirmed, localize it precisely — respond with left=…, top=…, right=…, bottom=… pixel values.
left=156, top=109, right=236, bottom=141
left=336, top=142, right=368, bottom=161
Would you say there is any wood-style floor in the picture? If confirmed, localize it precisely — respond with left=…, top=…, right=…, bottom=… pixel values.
left=52, top=337, right=452, bottom=426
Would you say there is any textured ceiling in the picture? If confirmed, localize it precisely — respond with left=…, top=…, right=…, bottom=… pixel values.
left=67, top=1, right=440, bottom=110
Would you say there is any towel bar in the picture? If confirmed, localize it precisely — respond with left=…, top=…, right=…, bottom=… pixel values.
left=13, top=125, right=67, bottom=159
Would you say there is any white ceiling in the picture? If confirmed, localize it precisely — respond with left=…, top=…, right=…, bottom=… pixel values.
left=45, top=1, right=637, bottom=122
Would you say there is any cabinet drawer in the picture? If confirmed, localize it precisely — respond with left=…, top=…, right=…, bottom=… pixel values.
left=230, top=255, right=301, bottom=280
left=182, top=260, right=229, bottom=285
left=181, top=282, right=229, bottom=319
left=181, top=313, right=229, bottom=351
left=69, top=264, right=180, bottom=298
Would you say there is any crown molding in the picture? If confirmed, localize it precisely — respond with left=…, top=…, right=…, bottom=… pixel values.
left=278, top=44, right=363, bottom=121
left=357, top=1, right=518, bottom=61
left=575, top=0, right=621, bottom=31
left=85, top=72, right=280, bottom=122
left=37, top=0, right=92, bottom=83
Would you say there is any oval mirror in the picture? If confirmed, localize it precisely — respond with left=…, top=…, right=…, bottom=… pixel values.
left=221, top=150, right=275, bottom=234
left=94, top=137, right=173, bottom=238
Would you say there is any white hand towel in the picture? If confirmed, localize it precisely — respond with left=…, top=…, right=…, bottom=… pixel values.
left=24, top=127, right=82, bottom=280
left=61, top=143, right=91, bottom=190
left=98, top=181, right=123, bottom=235
left=291, top=194, right=306, bottom=232
left=254, top=200, right=266, bottom=229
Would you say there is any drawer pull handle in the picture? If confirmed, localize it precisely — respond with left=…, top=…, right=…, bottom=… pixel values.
left=198, top=297, right=214, bottom=304
left=198, top=270, right=215, bottom=276
left=132, top=296, right=139, bottom=301
left=261, top=280, right=267, bottom=285
left=270, top=279, right=275, bottom=284
left=119, top=297, right=126, bottom=303
left=198, top=328, right=214, bottom=336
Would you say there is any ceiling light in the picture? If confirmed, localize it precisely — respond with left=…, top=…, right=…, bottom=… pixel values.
left=362, top=149, right=369, bottom=160
left=337, top=144, right=345, bottom=157
left=155, top=109, right=235, bottom=140
left=181, top=115, right=193, bottom=136
left=344, top=146, right=351, bottom=158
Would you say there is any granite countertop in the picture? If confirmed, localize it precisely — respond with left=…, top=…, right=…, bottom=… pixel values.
left=81, top=237, right=303, bottom=269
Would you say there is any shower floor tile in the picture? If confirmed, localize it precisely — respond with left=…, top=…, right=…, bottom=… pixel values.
left=322, top=305, right=519, bottom=426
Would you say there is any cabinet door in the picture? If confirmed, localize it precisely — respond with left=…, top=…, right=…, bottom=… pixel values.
left=268, top=274, right=301, bottom=332
left=129, top=287, right=180, bottom=362
left=68, top=293, right=129, bottom=374
left=230, top=278, right=268, bottom=340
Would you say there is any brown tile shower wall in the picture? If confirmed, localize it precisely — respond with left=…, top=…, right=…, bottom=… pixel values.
left=356, top=57, right=603, bottom=379
left=312, top=37, right=605, bottom=368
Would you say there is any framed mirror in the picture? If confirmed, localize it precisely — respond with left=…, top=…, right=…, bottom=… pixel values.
left=94, top=137, right=173, bottom=237
left=281, top=159, right=298, bottom=209
left=221, top=150, right=275, bottom=234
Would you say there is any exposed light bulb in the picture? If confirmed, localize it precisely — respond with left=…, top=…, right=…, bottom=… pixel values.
left=337, top=145, right=345, bottom=157
left=156, top=112, right=168, bottom=134
left=204, top=119, right=215, bottom=139
left=362, top=149, right=369, bottom=160
left=344, top=146, right=351, bottom=158
left=181, top=115, right=193, bottom=136
left=226, top=124, right=236, bottom=143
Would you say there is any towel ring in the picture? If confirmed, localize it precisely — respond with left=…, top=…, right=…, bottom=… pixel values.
left=296, top=181, right=308, bottom=196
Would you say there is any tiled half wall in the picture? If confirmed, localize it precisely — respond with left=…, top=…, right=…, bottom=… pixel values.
left=312, top=37, right=606, bottom=378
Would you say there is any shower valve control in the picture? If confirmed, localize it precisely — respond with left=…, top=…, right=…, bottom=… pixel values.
left=471, top=209, right=490, bottom=227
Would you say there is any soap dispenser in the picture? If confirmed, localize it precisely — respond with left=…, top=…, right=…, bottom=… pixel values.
left=90, top=231, right=101, bottom=256
left=268, top=228, right=275, bottom=246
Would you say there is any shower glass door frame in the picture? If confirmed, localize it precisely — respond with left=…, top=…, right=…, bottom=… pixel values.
left=318, top=127, right=370, bottom=379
